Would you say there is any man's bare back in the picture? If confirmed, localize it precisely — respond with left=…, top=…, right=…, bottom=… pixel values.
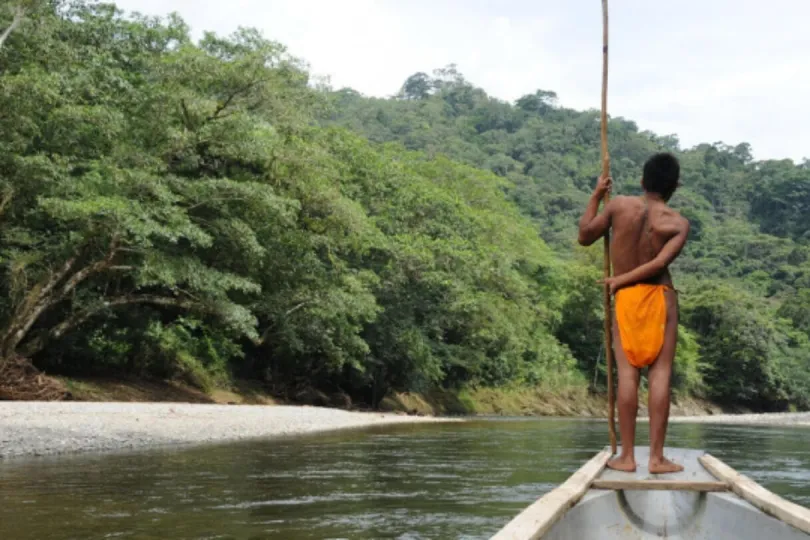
left=608, top=195, right=684, bottom=285
left=578, top=153, right=689, bottom=475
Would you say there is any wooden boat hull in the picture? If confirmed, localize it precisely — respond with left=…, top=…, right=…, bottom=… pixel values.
left=493, top=447, right=810, bottom=539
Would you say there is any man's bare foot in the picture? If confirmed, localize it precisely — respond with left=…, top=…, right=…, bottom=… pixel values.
left=606, top=455, right=637, bottom=472
left=649, top=457, right=684, bottom=474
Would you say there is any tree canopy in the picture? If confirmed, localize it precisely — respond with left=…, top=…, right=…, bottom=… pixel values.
left=2, top=2, right=809, bottom=411
left=327, top=66, right=810, bottom=410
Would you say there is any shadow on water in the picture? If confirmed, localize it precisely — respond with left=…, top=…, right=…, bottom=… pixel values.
left=1, top=418, right=810, bottom=539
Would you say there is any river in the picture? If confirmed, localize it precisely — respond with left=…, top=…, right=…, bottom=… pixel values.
left=1, top=418, right=809, bottom=539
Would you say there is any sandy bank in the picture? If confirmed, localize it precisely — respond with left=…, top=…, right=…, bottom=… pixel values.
left=0, top=402, right=456, bottom=459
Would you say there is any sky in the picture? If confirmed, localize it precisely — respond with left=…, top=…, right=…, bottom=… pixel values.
left=114, top=0, right=810, bottom=163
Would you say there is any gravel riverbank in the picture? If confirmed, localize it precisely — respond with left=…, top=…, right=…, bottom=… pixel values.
left=3, top=403, right=809, bottom=460
left=0, top=402, right=456, bottom=459
left=668, top=411, right=810, bottom=427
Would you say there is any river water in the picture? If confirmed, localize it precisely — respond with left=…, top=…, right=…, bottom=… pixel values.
left=1, top=418, right=809, bottom=539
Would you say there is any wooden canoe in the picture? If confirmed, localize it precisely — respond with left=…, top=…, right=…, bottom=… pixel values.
left=492, top=446, right=810, bottom=539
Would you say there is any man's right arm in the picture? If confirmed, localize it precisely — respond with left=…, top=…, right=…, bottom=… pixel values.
left=578, top=175, right=613, bottom=246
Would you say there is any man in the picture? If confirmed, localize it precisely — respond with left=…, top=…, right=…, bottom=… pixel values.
left=577, top=152, right=690, bottom=474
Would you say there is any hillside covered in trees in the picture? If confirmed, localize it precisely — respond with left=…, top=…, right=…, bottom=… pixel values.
left=1, top=1, right=809, bottom=412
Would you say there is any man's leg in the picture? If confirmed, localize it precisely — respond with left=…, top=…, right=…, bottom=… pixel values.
left=607, top=315, right=640, bottom=472
left=647, top=288, right=683, bottom=474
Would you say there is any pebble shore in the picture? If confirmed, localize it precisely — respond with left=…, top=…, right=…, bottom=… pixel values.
left=668, top=411, right=810, bottom=427
left=0, top=402, right=455, bottom=459
left=3, top=403, right=809, bottom=460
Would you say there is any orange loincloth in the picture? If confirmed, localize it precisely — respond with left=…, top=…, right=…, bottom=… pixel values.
left=615, top=283, right=670, bottom=369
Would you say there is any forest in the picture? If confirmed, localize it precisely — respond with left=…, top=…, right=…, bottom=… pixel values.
left=1, top=1, right=809, bottom=412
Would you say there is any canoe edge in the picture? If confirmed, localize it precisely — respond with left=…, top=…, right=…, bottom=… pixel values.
left=489, top=449, right=611, bottom=540
left=699, top=453, right=810, bottom=535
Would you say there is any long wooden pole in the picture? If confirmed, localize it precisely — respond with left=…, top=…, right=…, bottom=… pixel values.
left=601, top=0, right=617, bottom=455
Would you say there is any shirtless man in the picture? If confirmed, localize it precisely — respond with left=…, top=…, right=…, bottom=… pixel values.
left=577, top=152, right=690, bottom=474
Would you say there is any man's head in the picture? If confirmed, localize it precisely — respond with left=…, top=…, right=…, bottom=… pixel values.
left=641, top=152, right=680, bottom=200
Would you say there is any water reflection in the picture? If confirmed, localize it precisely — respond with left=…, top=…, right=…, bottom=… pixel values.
left=1, top=418, right=809, bottom=539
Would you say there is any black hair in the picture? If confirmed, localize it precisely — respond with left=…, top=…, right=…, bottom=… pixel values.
left=642, top=152, right=680, bottom=199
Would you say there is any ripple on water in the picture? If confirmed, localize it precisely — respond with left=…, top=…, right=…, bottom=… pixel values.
left=1, top=419, right=810, bottom=539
